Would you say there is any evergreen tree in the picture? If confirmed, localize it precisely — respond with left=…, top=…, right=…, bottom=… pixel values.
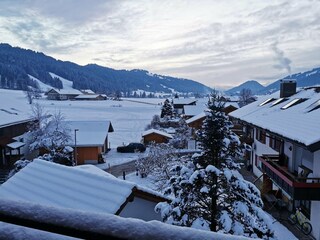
left=156, top=91, right=274, bottom=239
left=161, top=99, right=174, bottom=118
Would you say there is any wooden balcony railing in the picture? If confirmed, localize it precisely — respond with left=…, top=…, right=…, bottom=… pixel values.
left=260, top=155, right=320, bottom=200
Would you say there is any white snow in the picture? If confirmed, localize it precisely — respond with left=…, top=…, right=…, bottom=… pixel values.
left=230, top=87, right=320, bottom=146
left=49, top=72, right=74, bottom=90
left=66, top=120, right=113, bottom=147
left=142, top=129, right=173, bottom=139
left=28, top=74, right=54, bottom=92
left=0, top=159, right=135, bottom=215
left=0, top=198, right=253, bottom=240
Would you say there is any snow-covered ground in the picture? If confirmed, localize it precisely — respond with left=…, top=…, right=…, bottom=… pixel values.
left=35, top=97, right=162, bottom=147
left=123, top=172, right=298, bottom=240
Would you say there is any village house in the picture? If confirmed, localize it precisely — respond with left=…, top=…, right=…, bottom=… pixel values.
left=0, top=160, right=168, bottom=221
left=66, top=121, right=114, bottom=165
left=46, top=88, right=82, bottom=100
left=74, top=94, right=107, bottom=101
left=183, top=105, right=206, bottom=119
left=142, top=129, right=173, bottom=145
left=229, top=80, right=320, bottom=240
left=172, top=99, right=197, bottom=115
left=0, top=91, right=35, bottom=169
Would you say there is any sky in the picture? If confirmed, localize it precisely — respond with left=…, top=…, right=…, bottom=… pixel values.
left=0, top=0, right=319, bottom=89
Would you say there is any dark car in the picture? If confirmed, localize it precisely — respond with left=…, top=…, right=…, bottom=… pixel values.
left=117, top=143, right=146, bottom=153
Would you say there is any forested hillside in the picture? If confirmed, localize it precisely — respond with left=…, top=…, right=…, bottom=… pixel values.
left=0, top=44, right=211, bottom=95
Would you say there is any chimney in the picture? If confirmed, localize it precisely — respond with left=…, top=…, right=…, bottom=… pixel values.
left=280, top=79, right=296, bottom=98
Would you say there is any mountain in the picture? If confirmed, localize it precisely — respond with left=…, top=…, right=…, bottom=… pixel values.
left=226, top=68, right=320, bottom=96
left=259, top=68, right=320, bottom=94
left=225, top=80, right=265, bottom=95
left=0, top=43, right=212, bottom=95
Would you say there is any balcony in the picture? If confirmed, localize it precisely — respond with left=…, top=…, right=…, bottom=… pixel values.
left=260, top=154, right=320, bottom=200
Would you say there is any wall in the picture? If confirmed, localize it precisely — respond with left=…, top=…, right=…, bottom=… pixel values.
left=76, top=146, right=100, bottom=165
left=252, top=129, right=278, bottom=177
left=119, top=197, right=162, bottom=221
left=144, top=133, right=169, bottom=144
left=311, top=150, right=320, bottom=240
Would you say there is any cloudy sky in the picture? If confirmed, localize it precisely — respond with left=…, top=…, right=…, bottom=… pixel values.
left=0, top=0, right=319, bottom=89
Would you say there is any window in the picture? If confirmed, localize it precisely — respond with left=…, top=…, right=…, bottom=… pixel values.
left=259, top=98, right=275, bottom=106
left=305, top=99, right=320, bottom=112
left=281, top=98, right=308, bottom=110
left=270, top=98, right=288, bottom=107
left=269, top=136, right=282, bottom=152
left=256, top=129, right=266, bottom=144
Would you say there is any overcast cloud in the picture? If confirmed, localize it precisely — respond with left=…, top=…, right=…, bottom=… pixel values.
left=0, top=0, right=319, bottom=89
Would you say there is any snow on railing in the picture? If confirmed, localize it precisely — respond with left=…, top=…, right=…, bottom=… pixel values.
left=0, top=198, right=252, bottom=240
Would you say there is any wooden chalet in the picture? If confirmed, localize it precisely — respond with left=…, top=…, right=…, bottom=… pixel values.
left=66, top=121, right=114, bottom=165
left=172, top=99, right=197, bottom=115
left=74, top=94, right=107, bottom=101
left=142, top=129, right=173, bottom=145
left=46, top=88, right=82, bottom=100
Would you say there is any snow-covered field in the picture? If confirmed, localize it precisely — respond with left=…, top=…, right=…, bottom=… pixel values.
left=35, top=97, right=162, bottom=148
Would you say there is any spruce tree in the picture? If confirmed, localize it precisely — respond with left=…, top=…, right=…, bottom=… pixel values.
left=156, top=91, right=274, bottom=239
left=161, top=99, right=174, bottom=118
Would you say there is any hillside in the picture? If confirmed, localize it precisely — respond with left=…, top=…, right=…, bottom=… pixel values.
left=0, top=43, right=212, bottom=95
left=226, top=68, right=320, bottom=96
left=225, top=80, right=264, bottom=95
left=259, top=68, right=320, bottom=94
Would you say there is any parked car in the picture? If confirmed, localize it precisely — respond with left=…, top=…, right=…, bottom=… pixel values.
left=117, top=143, right=146, bottom=153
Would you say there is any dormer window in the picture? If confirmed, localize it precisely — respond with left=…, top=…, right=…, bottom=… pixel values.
left=259, top=98, right=275, bottom=106
left=306, top=99, right=320, bottom=113
left=281, top=98, right=308, bottom=110
left=270, top=98, right=288, bottom=107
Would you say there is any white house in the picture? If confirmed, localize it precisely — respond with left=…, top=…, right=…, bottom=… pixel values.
left=229, top=81, right=320, bottom=240
left=0, top=160, right=168, bottom=221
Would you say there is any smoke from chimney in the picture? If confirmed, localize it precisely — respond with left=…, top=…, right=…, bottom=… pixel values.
left=271, top=42, right=292, bottom=76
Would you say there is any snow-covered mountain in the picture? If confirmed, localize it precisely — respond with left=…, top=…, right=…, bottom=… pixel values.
left=225, top=80, right=264, bottom=95
left=0, top=43, right=212, bottom=96
left=225, top=67, right=320, bottom=96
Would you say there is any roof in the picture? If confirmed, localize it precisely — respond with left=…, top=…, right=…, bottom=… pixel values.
left=66, top=121, right=114, bottom=147
left=224, top=101, right=239, bottom=109
left=186, top=111, right=206, bottom=124
left=229, top=87, right=320, bottom=150
left=0, top=160, right=135, bottom=214
left=47, top=88, right=82, bottom=95
left=7, top=141, right=25, bottom=149
left=173, top=99, right=197, bottom=105
left=183, top=105, right=206, bottom=116
left=81, top=89, right=95, bottom=94
left=0, top=89, right=34, bottom=128
left=142, top=129, right=173, bottom=139
left=74, top=94, right=104, bottom=99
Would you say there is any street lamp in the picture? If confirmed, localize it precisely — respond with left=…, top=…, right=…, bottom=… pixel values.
left=74, top=129, right=79, bottom=166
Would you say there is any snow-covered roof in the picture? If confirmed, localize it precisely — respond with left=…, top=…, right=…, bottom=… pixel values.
left=81, top=89, right=95, bottom=94
left=7, top=141, right=25, bottom=149
left=66, top=121, right=114, bottom=147
left=173, top=99, right=197, bottom=105
left=74, top=94, right=104, bottom=99
left=0, top=89, right=34, bottom=128
left=224, top=101, right=239, bottom=109
left=142, top=129, right=173, bottom=138
left=229, top=87, right=320, bottom=149
left=186, top=112, right=206, bottom=124
left=48, top=88, right=82, bottom=95
left=183, top=105, right=206, bottom=116
left=0, top=160, right=135, bottom=214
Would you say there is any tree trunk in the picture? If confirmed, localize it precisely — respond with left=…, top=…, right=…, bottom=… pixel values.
left=210, top=175, right=218, bottom=231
